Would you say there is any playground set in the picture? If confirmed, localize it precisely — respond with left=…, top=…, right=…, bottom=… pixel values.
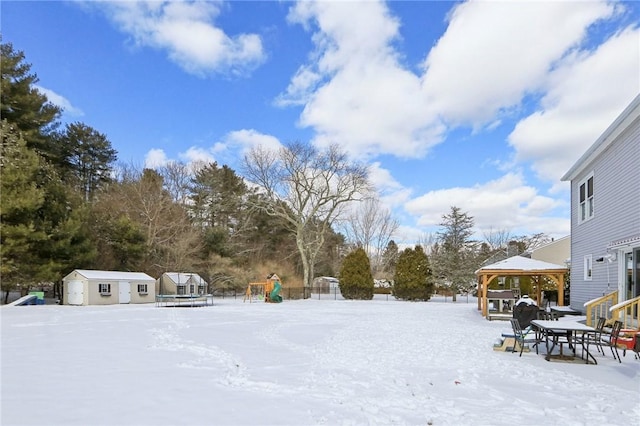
left=243, top=273, right=283, bottom=303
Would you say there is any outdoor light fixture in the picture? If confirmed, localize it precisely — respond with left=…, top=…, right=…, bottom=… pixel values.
left=595, top=253, right=616, bottom=263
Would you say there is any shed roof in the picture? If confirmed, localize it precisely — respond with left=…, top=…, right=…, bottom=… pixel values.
left=162, top=272, right=208, bottom=285
left=475, top=255, right=567, bottom=274
left=68, top=269, right=155, bottom=281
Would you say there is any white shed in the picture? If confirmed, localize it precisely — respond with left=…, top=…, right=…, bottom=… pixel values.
left=156, top=272, right=208, bottom=296
left=62, top=270, right=156, bottom=306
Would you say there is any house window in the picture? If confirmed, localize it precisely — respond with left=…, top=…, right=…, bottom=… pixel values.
left=177, top=285, right=186, bottom=295
left=138, top=284, right=148, bottom=294
left=190, top=284, right=195, bottom=294
left=579, top=173, right=594, bottom=223
left=584, top=255, right=593, bottom=281
left=99, top=283, right=111, bottom=295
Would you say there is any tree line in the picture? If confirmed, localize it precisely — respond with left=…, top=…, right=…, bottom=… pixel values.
left=0, top=40, right=366, bottom=302
left=1, top=39, right=550, bottom=303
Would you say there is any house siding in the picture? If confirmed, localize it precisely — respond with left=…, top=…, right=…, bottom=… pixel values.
left=570, top=114, right=640, bottom=309
left=531, top=236, right=570, bottom=265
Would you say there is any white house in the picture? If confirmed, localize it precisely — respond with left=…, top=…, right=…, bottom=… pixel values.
left=63, top=270, right=156, bottom=306
left=561, top=94, right=640, bottom=310
left=530, top=236, right=570, bottom=267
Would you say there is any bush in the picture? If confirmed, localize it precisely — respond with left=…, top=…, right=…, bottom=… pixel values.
left=339, top=247, right=374, bottom=300
left=393, top=245, right=434, bottom=301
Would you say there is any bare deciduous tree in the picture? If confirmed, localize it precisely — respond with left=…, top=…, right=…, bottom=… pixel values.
left=242, top=142, right=371, bottom=287
left=482, top=227, right=513, bottom=251
left=101, top=164, right=202, bottom=276
left=419, top=232, right=439, bottom=256
left=342, top=197, right=398, bottom=276
left=158, top=160, right=193, bottom=206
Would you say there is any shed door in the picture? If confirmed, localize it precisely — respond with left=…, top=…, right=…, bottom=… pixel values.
left=67, top=280, right=84, bottom=305
left=118, top=281, right=131, bottom=304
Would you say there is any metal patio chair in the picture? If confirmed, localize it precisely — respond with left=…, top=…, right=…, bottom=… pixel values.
left=600, top=320, right=624, bottom=363
left=509, top=318, right=538, bottom=357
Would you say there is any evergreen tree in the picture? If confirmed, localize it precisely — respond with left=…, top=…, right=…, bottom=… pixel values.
left=393, top=245, right=433, bottom=301
left=434, top=206, right=479, bottom=301
left=381, top=240, right=399, bottom=278
left=61, top=122, right=117, bottom=201
left=338, top=247, right=374, bottom=300
left=0, top=120, right=48, bottom=301
left=0, top=41, right=60, bottom=159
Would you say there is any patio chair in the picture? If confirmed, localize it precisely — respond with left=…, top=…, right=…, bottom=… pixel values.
left=509, top=318, right=538, bottom=357
left=599, top=320, right=624, bottom=363
left=582, top=317, right=606, bottom=355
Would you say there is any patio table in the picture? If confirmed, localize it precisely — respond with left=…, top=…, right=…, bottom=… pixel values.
left=550, top=306, right=582, bottom=317
left=530, top=320, right=597, bottom=364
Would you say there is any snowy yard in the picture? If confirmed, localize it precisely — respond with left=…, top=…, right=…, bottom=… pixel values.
left=1, top=296, right=639, bottom=426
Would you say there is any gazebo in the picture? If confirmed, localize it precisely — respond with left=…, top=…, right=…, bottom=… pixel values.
left=475, top=256, right=568, bottom=319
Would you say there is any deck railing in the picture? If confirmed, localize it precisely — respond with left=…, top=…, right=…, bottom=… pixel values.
left=609, top=295, right=640, bottom=330
left=584, top=291, right=618, bottom=327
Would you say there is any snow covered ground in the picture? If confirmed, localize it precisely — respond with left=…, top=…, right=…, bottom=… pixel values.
left=1, top=296, right=639, bottom=426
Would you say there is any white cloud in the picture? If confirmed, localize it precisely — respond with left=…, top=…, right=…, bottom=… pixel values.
left=508, top=25, right=640, bottom=183
left=34, top=85, right=84, bottom=117
left=92, top=0, right=265, bottom=76
left=420, top=0, right=616, bottom=128
left=279, top=0, right=622, bottom=163
left=223, top=129, right=282, bottom=154
left=404, top=173, right=568, bottom=237
left=280, top=0, right=444, bottom=159
left=368, top=162, right=412, bottom=207
left=179, top=146, right=215, bottom=164
left=144, top=148, right=169, bottom=168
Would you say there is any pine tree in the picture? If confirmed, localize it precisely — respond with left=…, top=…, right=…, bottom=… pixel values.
left=434, top=206, right=479, bottom=301
left=61, top=122, right=117, bottom=202
left=381, top=240, right=399, bottom=277
left=1, top=41, right=60, bottom=159
left=393, top=245, right=434, bottom=301
left=0, top=120, right=48, bottom=300
left=338, top=247, right=374, bottom=300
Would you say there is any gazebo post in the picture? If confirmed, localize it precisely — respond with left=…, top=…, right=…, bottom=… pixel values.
left=481, top=275, right=490, bottom=318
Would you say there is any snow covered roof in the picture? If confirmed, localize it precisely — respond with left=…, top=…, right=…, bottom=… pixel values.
left=162, top=272, right=208, bottom=286
left=69, top=270, right=155, bottom=281
left=475, top=255, right=567, bottom=274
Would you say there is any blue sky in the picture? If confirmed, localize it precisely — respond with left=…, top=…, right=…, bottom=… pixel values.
left=2, top=0, right=639, bottom=245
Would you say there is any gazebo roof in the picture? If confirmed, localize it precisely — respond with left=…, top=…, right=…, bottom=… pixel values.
left=475, top=255, right=567, bottom=274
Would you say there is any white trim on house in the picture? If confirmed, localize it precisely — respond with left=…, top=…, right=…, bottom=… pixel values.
left=577, top=172, right=594, bottom=224
left=583, top=255, right=593, bottom=281
left=561, top=94, right=640, bottom=182
left=607, top=233, right=640, bottom=249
